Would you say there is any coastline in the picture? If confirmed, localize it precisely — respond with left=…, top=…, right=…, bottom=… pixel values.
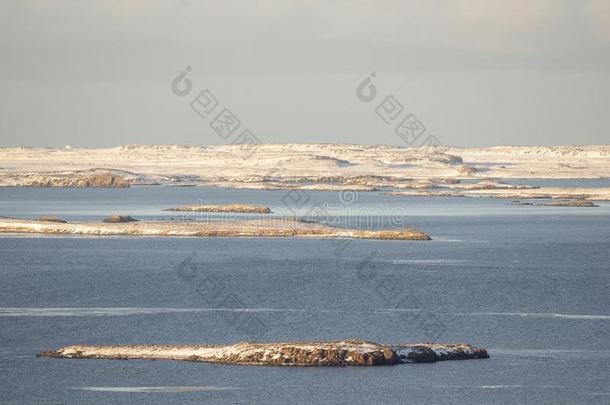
left=1, top=145, right=608, bottom=198
left=387, top=187, right=610, bottom=201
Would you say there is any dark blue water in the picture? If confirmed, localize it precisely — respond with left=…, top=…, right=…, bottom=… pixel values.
left=1, top=187, right=609, bottom=404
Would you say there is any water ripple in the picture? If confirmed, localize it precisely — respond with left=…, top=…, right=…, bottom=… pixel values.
left=1, top=307, right=608, bottom=320
left=74, top=386, right=243, bottom=393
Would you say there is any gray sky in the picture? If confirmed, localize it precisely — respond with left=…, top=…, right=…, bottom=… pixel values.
left=1, top=0, right=609, bottom=147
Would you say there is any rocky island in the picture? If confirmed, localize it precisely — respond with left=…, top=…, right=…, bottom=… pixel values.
left=164, top=204, right=272, bottom=213
left=0, top=217, right=430, bottom=240
left=102, top=215, right=139, bottom=223
left=35, top=215, right=67, bottom=223
left=541, top=200, right=599, bottom=207
left=40, top=340, right=488, bottom=366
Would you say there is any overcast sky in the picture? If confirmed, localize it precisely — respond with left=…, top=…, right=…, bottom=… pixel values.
left=1, top=0, right=609, bottom=147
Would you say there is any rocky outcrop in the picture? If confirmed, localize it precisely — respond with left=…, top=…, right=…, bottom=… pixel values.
left=0, top=217, right=431, bottom=240
left=164, top=204, right=271, bottom=213
left=457, top=165, right=479, bottom=175
left=541, top=200, right=599, bottom=207
left=39, top=340, right=488, bottom=366
left=75, top=173, right=129, bottom=188
left=19, top=172, right=130, bottom=188
left=35, top=216, right=67, bottom=223
left=102, top=215, right=139, bottom=223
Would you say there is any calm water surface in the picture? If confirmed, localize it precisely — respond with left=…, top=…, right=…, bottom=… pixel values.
left=0, top=187, right=609, bottom=404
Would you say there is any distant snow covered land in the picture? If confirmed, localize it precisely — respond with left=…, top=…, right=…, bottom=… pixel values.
left=1, top=144, right=609, bottom=199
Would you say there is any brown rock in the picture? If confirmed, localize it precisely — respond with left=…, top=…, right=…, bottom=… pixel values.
left=35, top=216, right=67, bottom=223
left=102, top=215, right=139, bottom=223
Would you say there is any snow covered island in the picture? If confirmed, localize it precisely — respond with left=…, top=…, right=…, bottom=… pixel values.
left=0, top=217, right=430, bottom=240
left=40, top=340, right=489, bottom=366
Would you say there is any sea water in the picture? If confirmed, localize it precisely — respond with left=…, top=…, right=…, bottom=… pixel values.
left=0, top=187, right=609, bottom=404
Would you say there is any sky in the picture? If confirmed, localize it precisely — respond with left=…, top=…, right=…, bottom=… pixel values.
left=1, top=0, right=609, bottom=148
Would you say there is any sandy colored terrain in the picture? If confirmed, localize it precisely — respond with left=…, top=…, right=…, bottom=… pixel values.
left=0, top=217, right=430, bottom=240
left=0, top=144, right=608, bottom=191
left=40, top=340, right=489, bottom=366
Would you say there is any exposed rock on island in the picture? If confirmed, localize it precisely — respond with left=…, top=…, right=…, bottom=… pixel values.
left=35, top=216, right=67, bottom=223
left=0, top=217, right=430, bottom=240
left=541, top=200, right=599, bottom=207
left=164, top=204, right=272, bottom=213
left=102, top=215, right=139, bottom=223
left=1, top=170, right=130, bottom=188
left=39, top=340, right=488, bottom=366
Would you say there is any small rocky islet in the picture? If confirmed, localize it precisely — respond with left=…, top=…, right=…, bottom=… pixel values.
left=541, top=200, right=599, bottom=207
left=101, top=215, right=139, bottom=223
left=35, top=215, right=67, bottom=223
left=39, top=340, right=489, bottom=366
left=164, top=204, right=272, bottom=213
left=509, top=199, right=599, bottom=207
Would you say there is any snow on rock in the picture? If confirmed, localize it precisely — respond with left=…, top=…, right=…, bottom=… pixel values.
left=40, top=340, right=489, bottom=366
